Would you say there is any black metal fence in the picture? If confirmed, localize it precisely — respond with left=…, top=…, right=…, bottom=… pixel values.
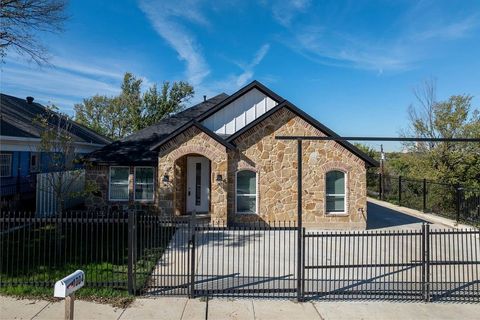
left=0, top=211, right=178, bottom=293
left=139, top=216, right=479, bottom=302
left=0, top=211, right=130, bottom=290
left=367, top=173, right=480, bottom=224
left=1, top=211, right=479, bottom=303
left=304, top=225, right=479, bottom=302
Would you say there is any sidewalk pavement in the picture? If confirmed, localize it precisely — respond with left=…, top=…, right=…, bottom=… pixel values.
left=2, top=296, right=479, bottom=320
left=367, top=197, right=478, bottom=230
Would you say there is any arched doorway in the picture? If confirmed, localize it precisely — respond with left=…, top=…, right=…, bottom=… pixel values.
left=174, top=154, right=211, bottom=215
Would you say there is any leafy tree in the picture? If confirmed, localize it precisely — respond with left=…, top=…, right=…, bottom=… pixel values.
left=0, top=0, right=68, bottom=64
left=143, top=81, right=194, bottom=127
left=118, top=72, right=143, bottom=132
left=74, top=73, right=194, bottom=140
left=401, top=80, right=480, bottom=190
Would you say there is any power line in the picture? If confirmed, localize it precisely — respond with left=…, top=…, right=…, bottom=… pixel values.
left=275, top=136, right=480, bottom=142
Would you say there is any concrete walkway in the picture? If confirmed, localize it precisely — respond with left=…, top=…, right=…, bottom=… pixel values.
left=2, top=296, right=480, bottom=320
left=367, top=197, right=477, bottom=230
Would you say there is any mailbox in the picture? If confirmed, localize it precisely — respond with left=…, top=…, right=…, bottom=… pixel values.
left=54, top=270, right=85, bottom=298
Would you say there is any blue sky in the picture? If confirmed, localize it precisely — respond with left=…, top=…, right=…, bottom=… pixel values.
left=2, top=0, right=480, bottom=150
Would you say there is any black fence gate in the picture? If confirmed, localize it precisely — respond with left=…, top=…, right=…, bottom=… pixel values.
left=139, top=217, right=479, bottom=303
left=1, top=212, right=478, bottom=303
left=303, top=225, right=479, bottom=302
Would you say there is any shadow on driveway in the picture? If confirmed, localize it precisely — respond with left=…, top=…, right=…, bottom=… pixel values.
left=367, top=201, right=429, bottom=229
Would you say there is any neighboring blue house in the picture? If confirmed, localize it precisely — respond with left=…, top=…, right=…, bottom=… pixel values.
left=0, top=94, right=111, bottom=204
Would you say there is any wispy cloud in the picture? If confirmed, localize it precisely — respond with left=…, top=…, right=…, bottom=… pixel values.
left=51, top=57, right=125, bottom=81
left=202, top=43, right=271, bottom=97
left=287, top=28, right=410, bottom=73
left=138, top=1, right=272, bottom=100
left=269, top=0, right=311, bottom=27
left=138, top=0, right=210, bottom=87
left=1, top=55, right=127, bottom=114
left=279, top=4, right=479, bottom=73
left=234, top=43, right=271, bottom=87
left=411, top=14, right=479, bottom=41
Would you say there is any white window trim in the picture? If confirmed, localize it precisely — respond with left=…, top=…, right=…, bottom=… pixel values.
left=325, top=170, right=348, bottom=215
left=0, top=153, right=13, bottom=178
left=134, top=166, right=155, bottom=202
left=109, top=166, right=130, bottom=201
left=235, top=169, right=259, bottom=215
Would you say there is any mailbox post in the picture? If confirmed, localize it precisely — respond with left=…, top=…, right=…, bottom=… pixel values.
left=54, top=270, right=85, bottom=320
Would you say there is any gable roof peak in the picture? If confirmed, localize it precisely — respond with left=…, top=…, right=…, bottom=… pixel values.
left=195, top=80, right=285, bottom=123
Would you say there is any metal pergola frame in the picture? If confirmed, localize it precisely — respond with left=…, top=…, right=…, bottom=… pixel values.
left=274, top=135, right=480, bottom=301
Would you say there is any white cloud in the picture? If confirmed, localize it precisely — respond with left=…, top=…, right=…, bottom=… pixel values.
left=289, top=29, right=409, bottom=72
left=1, top=61, right=121, bottom=114
left=281, top=6, right=479, bottom=73
left=51, top=57, right=125, bottom=81
left=138, top=2, right=272, bottom=101
left=199, top=43, right=271, bottom=98
left=411, top=14, right=479, bottom=41
left=138, top=0, right=210, bottom=87
left=270, top=0, right=311, bottom=27
left=0, top=53, right=146, bottom=114
left=235, top=44, right=270, bottom=87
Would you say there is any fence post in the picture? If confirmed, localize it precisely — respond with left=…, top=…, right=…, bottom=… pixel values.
left=455, top=185, right=462, bottom=223
left=421, top=223, right=431, bottom=302
left=425, top=223, right=430, bottom=302
left=398, top=176, right=402, bottom=206
left=189, top=211, right=196, bottom=298
left=378, top=173, right=383, bottom=200
left=301, top=227, right=306, bottom=301
left=297, top=139, right=304, bottom=302
left=127, top=211, right=136, bottom=295
left=422, top=179, right=427, bottom=212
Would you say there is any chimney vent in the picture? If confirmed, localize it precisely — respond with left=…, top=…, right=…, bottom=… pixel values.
left=26, top=96, right=34, bottom=104
left=203, top=95, right=207, bottom=102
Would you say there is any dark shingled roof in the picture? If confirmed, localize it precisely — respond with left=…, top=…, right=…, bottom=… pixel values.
left=84, top=80, right=378, bottom=167
left=0, top=93, right=111, bottom=145
left=1, top=119, right=37, bottom=138
left=85, top=93, right=229, bottom=164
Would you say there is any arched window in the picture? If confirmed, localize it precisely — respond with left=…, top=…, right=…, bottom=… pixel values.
left=326, top=170, right=346, bottom=213
left=236, top=170, right=257, bottom=214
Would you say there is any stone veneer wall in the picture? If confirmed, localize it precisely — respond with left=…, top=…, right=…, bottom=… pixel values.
left=157, top=126, right=228, bottom=223
left=85, top=108, right=368, bottom=229
left=228, top=108, right=367, bottom=229
left=85, top=165, right=157, bottom=211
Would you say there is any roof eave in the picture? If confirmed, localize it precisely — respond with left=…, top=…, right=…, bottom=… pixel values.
left=149, top=120, right=236, bottom=151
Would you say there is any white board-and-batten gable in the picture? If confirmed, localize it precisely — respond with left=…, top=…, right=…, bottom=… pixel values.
left=201, top=88, right=278, bottom=135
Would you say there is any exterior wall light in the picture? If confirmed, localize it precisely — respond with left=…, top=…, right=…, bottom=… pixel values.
left=216, top=174, right=223, bottom=185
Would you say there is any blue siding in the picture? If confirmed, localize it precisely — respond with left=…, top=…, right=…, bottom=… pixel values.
left=1, top=151, right=35, bottom=197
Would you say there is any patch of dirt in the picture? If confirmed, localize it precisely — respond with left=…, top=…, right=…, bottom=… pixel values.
left=1, top=293, right=135, bottom=309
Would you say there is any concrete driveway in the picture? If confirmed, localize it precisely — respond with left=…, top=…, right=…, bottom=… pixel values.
left=146, top=200, right=479, bottom=300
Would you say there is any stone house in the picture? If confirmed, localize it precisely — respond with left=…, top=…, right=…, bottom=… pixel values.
left=84, top=81, right=378, bottom=229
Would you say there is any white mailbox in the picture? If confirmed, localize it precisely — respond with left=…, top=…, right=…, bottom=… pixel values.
left=54, top=270, right=85, bottom=298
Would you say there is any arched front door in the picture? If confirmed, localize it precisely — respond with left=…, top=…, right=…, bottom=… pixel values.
left=186, top=156, right=210, bottom=213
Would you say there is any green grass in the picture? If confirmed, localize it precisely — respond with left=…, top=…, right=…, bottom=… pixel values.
left=1, top=218, right=175, bottom=303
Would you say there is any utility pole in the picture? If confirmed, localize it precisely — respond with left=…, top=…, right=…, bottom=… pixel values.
left=380, top=144, right=385, bottom=200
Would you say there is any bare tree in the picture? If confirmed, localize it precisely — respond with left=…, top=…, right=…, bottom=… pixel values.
left=401, top=78, right=438, bottom=151
left=0, top=0, right=68, bottom=64
left=34, top=106, right=91, bottom=213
